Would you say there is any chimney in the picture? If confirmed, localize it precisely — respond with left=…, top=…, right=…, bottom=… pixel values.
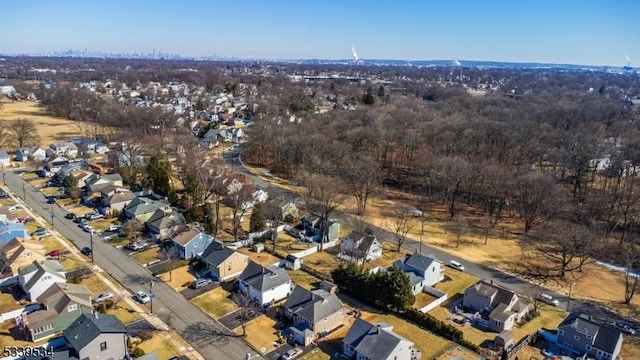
left=94, top=310, right=99, bottom=319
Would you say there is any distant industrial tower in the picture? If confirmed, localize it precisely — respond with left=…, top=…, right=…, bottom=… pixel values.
left=351, top=47, right=362, bottom=65
left=623, top=55, right=633, bottom=72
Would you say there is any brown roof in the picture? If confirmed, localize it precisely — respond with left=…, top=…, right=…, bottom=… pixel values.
left=172, top=228, right=200, bottom=246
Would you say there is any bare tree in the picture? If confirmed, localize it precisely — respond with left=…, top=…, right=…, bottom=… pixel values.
left=226, top=177, right=256, bottom=241
left=385, top=205, right=416, bottom=252
left=514, top=172, right=556, bottom=234
left=265, top=198, right=284, bottom=254
left=522, top=285, right=545, bottom=314
left=622, top=242, right=640, bottom=304
left=160, top=245, right=181, bottom=282
left=300, top=171, right=346, bottom=251
left=341, top=156, right=380, bottom=215
left=452, top=214, right=468, bottom=248
left=8, top=118, right=39, bottom=149
left=232, top=290, right=254, bottom=337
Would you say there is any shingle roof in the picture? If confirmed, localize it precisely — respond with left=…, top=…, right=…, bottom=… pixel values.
left=343, top=318, right=410, bottom=360
left=559, top=313, right=622, bottom=355
left=473, top=280, right=516, bottom=308
left=200, top=241, right=235, bottom=267
left=19, top=260, right=66, bottom=293
left=239, top=261, right=291, bottom=292
left=593, top=325, right=622, bottom=354
left=172, top=228, right=210, bottom=246
left=63, top=313, right=126, bottom=352
left=294, top=290, right=343, bottom=324
left=404, top=252, right=438, bottom=271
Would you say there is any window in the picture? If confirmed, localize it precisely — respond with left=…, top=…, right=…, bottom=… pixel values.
left=574, top=335, right=580, bottom=341
left=68, top=304, right=78, bottom=312
left=586, top=334, right=592, bottom=339
left=586, top=345, right=591, bottom=351
left=42, top=275, right=52, bottom=281
left=100, top=341, right=107, bottom=351
left=558, top=329, right=564, bottom=335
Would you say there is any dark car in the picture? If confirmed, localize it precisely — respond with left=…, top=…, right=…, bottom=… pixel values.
left=81, top=247, right=92, bottom=256
left=64, top=212, right=76, bottom=219
left=46, top=196, right=57, bottom=204
left=73, top=216, right=86, bottom=223
left=0, top=191, right=9, bottom=199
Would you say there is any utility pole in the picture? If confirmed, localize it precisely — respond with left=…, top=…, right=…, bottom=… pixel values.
left=22, top=183, right=26, bottom=200
left=90, top=230, right=94, bottom=263
left=149, top=280, right=154, bottom=313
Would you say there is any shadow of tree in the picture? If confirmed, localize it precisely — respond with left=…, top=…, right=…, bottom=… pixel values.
left=182, top=321, right=241, bottom=346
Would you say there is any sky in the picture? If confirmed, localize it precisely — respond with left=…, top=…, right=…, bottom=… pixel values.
left=1, top=0, right=639, bottom=66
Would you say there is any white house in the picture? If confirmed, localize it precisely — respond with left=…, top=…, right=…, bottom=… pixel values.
left=339, top=231, right=383, bottom=262
left=393, top=252, right=444, bottom=295
left=18, top=260, right=67, bottom=301
left=0, top=150, right=10, bottom=167
left=47, top=142, right=78, bottom=159
left=238, top=261, right=293, bottom=307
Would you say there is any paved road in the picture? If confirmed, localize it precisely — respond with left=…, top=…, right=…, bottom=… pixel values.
left=5, top=171, right=256, bottom=360
left=225, top=147, right=639, bottom=329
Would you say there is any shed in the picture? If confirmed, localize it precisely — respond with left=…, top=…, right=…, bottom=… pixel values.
left=252, top=243, right=264, bottom=253
left=494, top=329, right=514, bottom=350
left=285, top=254, right=302, bottom=270
left=289, top=323, right=313, bottom=346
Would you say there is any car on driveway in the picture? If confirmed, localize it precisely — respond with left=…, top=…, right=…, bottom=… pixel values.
left=8, top=204, right=20, bottom=211
left=64, top=212, right=76, bottom=219
left=82, top=224, right=95, bottom=233
left=93, top=292, right=114, bottom=304
left=73, top=216, right=86, bottom=224
left=281, top=347, right=303, bottom=360
left=190, top=278, right=212, bottom=289
left=46, top=249, right=64, bottom=258
left=126, top=241, right=147, bottom=251
left=107, top=224, right=121, bottom=232
left=0, top=191, right=9, bottom=199
left=31, top=228, right=52, bottom=239
left=81, top=247, right=93, bottom=256
left=85, top=213, right=104, bottom=220
left=134, top=291, right=151, bottom=304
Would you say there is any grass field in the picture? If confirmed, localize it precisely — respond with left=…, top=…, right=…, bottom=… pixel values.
left=234, top=315, right=281, bottom=354
left=237, top=247, right=282, bottom=267
left=131, top=247, right=161, bottom=265
left=157, top=265, right=196, bottom=291
left=137, top=331, right=184, bottom=359
left=435, top=270, right=479, bottom=297
left=191, top=287, right=238, bottom=319
left=287, top=269, right=322, bottom=290
left=0, top=101, right=86, bottom=145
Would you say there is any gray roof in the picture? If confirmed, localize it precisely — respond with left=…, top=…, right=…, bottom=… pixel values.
left=593, top=325, right=623, bottom=354
left=404, top=252, right=438, bottom=271
left=343, top=318, right=410, bottom=360
left=103, top=173, right=123, bottom=183
left=559, top=313, right=601, bottom=337
left=405, top=272, right=424, bottom=287
left=471, top=280, right=516, bottom=308
left=200, top=241, right=234, bottom=267
left=559, top=313, right=622, bottom=354
left=291, top=288, right=343, bottom=324
left=125, top=196, right=169, bottom=216
left=239, top=261, right=291, bottom=292
left=148, top=210, right=185, bottom=230
left=0, top=150, right=9, bottom=159
left=63, top=313, right=126, bottom=351
left=19, top=260, right=66, bottom=293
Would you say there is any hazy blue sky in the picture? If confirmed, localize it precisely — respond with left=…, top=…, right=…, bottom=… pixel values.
left=1, top=0, right=638, bottom=66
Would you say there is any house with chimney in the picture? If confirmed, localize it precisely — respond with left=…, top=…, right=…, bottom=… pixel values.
left=21, top=283, right=93, bottom=342
left=199, top=241, right=249, bottom=281
left=170, top=224, right=215, bottom=259
left=146, top=209, right=185, bottom=241
left=339, top=231, right=383, bottom=263
left=463, top=280, right=529, bottom=332
left=238, top=261, right=293, bottom=307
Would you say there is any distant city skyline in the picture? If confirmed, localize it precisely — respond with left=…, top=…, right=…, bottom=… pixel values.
left=2, top=0, right=639, bottom=67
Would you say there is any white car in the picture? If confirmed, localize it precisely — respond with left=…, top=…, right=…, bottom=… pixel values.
left=8, top=204, right=20, bottom=211
left=82, top=224, right=95, bottom=233
left=134, top=291, right=151, bottom=304
left=94, top=292, right=114, bottom=304
left=449, top=260, right=465, bottom=271
left=538, top=293, right=560, bottom=307
left=281, top=348, right=303, bottom=360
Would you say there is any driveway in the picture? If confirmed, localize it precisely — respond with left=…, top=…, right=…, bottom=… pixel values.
left=4, top=171, right=255, bottom=360
left=180, top=281, right=220, bottom=300
left=218, top=308, right=261, bottom=330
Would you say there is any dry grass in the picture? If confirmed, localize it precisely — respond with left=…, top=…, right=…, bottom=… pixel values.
left=237, top=247, right=281, bottom=267
left=131, top=247, right=161, bottom=265
left=0, top=293, right=22, bottom=312
left=0, top=320, right=44, bottom=347
left=621, top=337, right=640, bottom=359
left=106, top=300, right=142, bottom=324
left=362, top=242, right=411, bottom=271
left=303, top=251, right=343, bottom=278
left=79, top=274, right=112, bottom=296
left=157, top=265, right=196, bottom=291
left=436, top=344, right=480, bottom=360
left=0, top=101, right=90, bottom=145
left=301, top=347, right=332, bottom=360
left=234, top=315, right=281, bottom=353
left=287, top=270, right=322, bottom=290
left=137, top=331, right=184, bottom=359
left=360, top=313, right=452, bottom=359
left=191, top=287, right=238, bottom=319
left=413, top=292, right=439, bottom=309
left=434, top=271, right=479, bottom=297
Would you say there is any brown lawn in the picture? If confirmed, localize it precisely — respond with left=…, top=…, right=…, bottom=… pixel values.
left=434, top=271, right=479, bottom=297
left=237, top=247, right=282, bottom=267
left=79, top=273, right=112, bottom=296
left=0, top=293, right=22, bottom=312
left=287, top=270, right=322, bottom=290
left=234, top=315, right=281, bottom=354
left=0, top=101, right=98, bottom=145
left=436, top=344, right=481, bottom=360
left=303, top=251, right=343, bottom=278
left=131, top=247, right=161, bottom=265
left=106, top=299, right=143, bottom=324
left=191, top=287, right=238, bottom=319
left=413, top=292, right=439, bottom=309
left=137, top=331, right=184, bottom=359
left=157, top=265, right=195, bottom=291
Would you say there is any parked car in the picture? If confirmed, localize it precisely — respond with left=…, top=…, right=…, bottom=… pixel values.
left=8, top=204, right=20, bottom=211
left=126, top=241, right=147, bottom=251
left=31, top=228, right=51, bottom=239
left=85, top=213, right=104, bottom=220
left=449, top=260, right=465, bottom=271
left=107, top=224, right=121, bottom=232
left=46, top=249, right=64, bottom=258
left=73, top=216, right=86, bottom=223
left=613, top=322, right=636, bottom=335
left=93, top=292, right=114, bottom=304
left=0, top=191, right=9, bottom=199
left=190, top=278, right=212, bottom=289
left=64, top=212, right=76, bottom=219
left=134, top=291, right=151, bottom=304
left=82, top=224, right=95, bottom=233
left=46, top=197, right=56, bottom=204
left=81, top=247, right=93, bottom=256
left=537, top=293, right=560, bottom=307
left=281, top=347, right=303, bottom=360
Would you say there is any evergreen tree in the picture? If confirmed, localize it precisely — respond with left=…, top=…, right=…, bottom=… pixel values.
left=146, top=154, right=172, bottom=196
left=249, top=202, right=266, bottom=233
left=62, top=174, right=79, bottom=199
left=386, top=267, right=415, bottom=311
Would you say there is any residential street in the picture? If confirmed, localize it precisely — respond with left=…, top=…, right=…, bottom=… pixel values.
left=224, top=148, right=639, bottom=329
left=4, top=170, right=257, bottom=360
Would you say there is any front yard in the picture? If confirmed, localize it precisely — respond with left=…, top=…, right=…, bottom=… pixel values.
left=233, top=315, right=281, bottom=354
left=191, top=287, right=238, bottom=319
left=434, top=270, right=479, bottom=297
left=130, top=247, right=161, bottom=265
left=287, top=270, right=322, bottom=290
left=137, top=330, right=186, bottom=359
left=157, top=265, right=195, bottom=291
left=237, top=247, right=281, bottom=267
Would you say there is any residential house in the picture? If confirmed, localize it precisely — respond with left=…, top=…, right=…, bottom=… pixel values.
left=18, top=259, right=67, bottom=301
left=170, top=225, right=215, bottom=259
left=463, top=280, right=530, bottom=332
left=43, top=156, right=69, bottom=174
left=0, top=220, right=29, bottom=248
left=0, top=237, right=45, bottom=275
left=146, top=209, right=185, bottom=241
left=21, top=283, right=93, bottom=342
left=60, top=313, right=127, bottom=360
left=238, top=261, right=293, bottom=307
left=18, top=147, right=47, bottom=162
left=102, top=173, right=124, bottom=187
left=393, top=252, right=445, bottom=295
left=55, top=161, right=90, bottom=178
left=199, top=241, right=249, bottom=281
left=77, top=139, right=109, bottom=154
left=284, top=286, right=346, bottom=345
left=47, top=142, right=78, bottom=159
left=123, top=195, right=172, bottom=223
left=99, top=185, right=134, bottom=213
left=340, top=231, right=383, bottom=263
left=287, top=215, right=340, bottom=244
left=266, top=199, right=299, bottom=222
left=342, top=318, right=418, bottom=360
left=556, top=312, right=623, bottom=360
left=69, top=169, right=98, bottom=188
left=0, top=150, right=10, bottom=167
